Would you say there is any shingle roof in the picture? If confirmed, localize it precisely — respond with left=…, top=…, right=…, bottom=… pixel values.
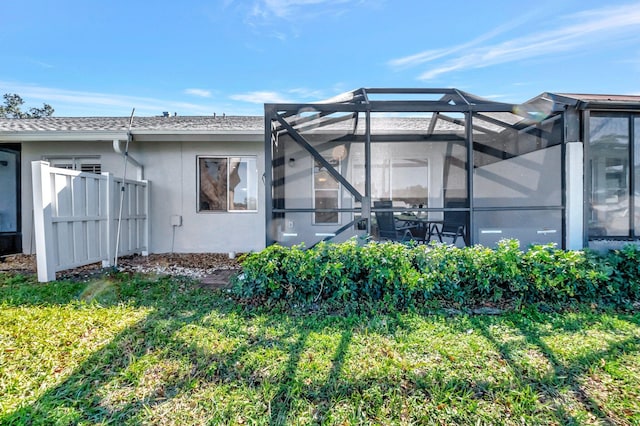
left=0, top=115, right=468, bottom=134
left=0, top=114, right=519, bottom=139
left=548, top=93, right=640, bottom=110
left=0, top=115, right=264, bottom=132
left=556, top=93, right=640, bottom=103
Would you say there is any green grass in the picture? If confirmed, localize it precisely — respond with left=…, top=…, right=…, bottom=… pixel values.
left=1, top=272, right=639, bottom=425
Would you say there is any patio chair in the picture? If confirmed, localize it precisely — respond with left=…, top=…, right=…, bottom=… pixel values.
left=373, top=200, right=419, bottom=242
left=426, top=202, right=468, bottom=245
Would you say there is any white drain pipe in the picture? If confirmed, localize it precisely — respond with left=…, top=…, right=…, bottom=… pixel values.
left=113, top=109, right=138, bottom=268
left=112, top=141, right=143, bottom=180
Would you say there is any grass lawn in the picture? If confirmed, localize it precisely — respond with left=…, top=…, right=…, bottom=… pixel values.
left=1, top=272, right=639, bottom=425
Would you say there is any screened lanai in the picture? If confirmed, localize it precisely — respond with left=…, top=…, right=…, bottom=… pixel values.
left=264, top=88, right=565, bottom=248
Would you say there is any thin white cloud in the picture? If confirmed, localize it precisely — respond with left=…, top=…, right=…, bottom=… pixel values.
left=243, top=0, right=374, bottom=41
left=230, top=87, right=333, bottom=104
left=388, top=10, right=539, bottom=70
left=184, top=88, right=212, bottom=98
left=0, top=82, right=222, bottom=116
left=230, top=91, right=294, bottom=103
left=480, top=94, right=512, bottom=100
left=287, top=87, right=326, bottom=100
left=252, top=0, right=352, bottom=19
left=388, top=49, right=450, bottom=69
left=389, top=3, right=640, bottom=81
left=27, top=58, right=54, bottom=69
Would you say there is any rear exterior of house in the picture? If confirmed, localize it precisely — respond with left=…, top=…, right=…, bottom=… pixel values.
left=0, top=115, right=266, bottom=256
left=263, top=89, right=640, bottom=251
left=1, top=89, right=640, bottom=261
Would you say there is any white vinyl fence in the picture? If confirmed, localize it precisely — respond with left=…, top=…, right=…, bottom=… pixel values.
left=32, top=161, right=149, bottom=282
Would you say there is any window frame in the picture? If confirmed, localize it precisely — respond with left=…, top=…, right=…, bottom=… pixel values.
left=353, top=148, right=430, bottom=205
left=197, top=155, right=258, bottom=213
left=389, top=156, right=429, bottom=206
left=43, top=155, right=102, bottom=174
left=312, top=156, right=341, bottom=225
left=586, top=112, right=639, bottom=239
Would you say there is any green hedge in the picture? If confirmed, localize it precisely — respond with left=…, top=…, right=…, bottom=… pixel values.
left=232, top=239, right=640, bottom=311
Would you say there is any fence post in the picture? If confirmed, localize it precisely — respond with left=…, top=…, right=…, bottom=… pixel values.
left=31, top=161, right=56, bottom=282
left=142, top=180, right=150, bottom=256
left=103, top=172, right=114, bottom=267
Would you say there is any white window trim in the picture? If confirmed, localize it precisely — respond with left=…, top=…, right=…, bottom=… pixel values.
left=389, top=157, right=429, bottom=203
left=42, top=155, right=102, bottom=173
left=312, top=157, right=341, bottom=225
left=197, top=155, right=258, bottom=213
left=353, top=156, right=429, bottom=204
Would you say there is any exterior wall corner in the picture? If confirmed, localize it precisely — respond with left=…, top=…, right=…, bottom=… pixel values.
left=565, top=141, right=584, bottom=250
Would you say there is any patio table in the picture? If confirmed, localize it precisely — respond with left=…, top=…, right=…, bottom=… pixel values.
left=397, top=214, right=443, bottom=242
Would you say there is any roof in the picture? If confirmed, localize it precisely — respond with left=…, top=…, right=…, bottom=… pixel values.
left=4, top=89, right=639, bottom=141
left=0, top=115, right=266, bottom=142
left=0, top=115, right=264, bottom=132
left=546, top=93, right=640, bottom=110
left=555, top=93, right=640, bottom=103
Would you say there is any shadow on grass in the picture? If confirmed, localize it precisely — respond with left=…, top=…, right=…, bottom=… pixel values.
left=0, top=274, right=360, bottom=424
left=2, top=273, right=639, bottom=424
left=1, top=274, right=224, bottom=424
left=471, top=312, right=640, bottom=425
left=267, top=328, right=354, bottom=425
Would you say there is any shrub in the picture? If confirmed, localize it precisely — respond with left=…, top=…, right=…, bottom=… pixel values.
left=522, top=244, right=611, bottom=303
left=232, top=239, right=639, bottom=312
left=606, top=244, right=640, bottom=302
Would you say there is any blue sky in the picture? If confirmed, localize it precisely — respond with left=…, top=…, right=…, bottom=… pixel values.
left=2, top=0, right=640, bottom=116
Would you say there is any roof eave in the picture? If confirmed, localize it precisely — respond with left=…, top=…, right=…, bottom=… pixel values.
left=0, top=129, right=264, bottom=143
left=573, top=101, right=640, bottom=111
left=546, top=92, right=640, bottom=110
left=0, top=130, right=128, bottom=142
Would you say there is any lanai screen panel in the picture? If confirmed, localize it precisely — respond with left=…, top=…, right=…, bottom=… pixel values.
left=268, top=107, right=366, bottom=247
left=472, top=111, right=564, bottom=247
left=364, top=111, right=470, bottom=241
left=265, top=88, right=565, bottom=248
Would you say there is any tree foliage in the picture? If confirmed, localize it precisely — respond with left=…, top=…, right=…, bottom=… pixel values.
left=0, top=93, right=54, bottom=118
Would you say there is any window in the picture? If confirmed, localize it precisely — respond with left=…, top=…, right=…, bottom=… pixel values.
left=44, top=156, right=101, bottom=174
left=198, top=156, right=257, bottom=212
left=313, top=158, right=340, bottom=224
left=354, top=143, right=429, bottom=207
left=588, top=113, right=633, bottom=238
left=390, top=157, right=429, bottom=206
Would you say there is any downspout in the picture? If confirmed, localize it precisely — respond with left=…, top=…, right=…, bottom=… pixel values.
left=112, top=138, right=144, bottom=180
left=113, top=109, right=139, bottom=268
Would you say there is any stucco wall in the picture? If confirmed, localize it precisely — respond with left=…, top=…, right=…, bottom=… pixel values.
left=20, top=138, right=265, bottom=254
left=137, top=140, right=265, bottom=254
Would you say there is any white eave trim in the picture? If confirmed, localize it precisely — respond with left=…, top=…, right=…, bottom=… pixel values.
left=0, top=131, right=128, bottom=142
left=0, top=129, right=264, bottom=143
left=133, top=131, right=263, bottom=142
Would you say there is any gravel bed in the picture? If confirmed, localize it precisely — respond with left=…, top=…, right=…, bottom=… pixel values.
left=0, top=253, right=241, bottom=281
